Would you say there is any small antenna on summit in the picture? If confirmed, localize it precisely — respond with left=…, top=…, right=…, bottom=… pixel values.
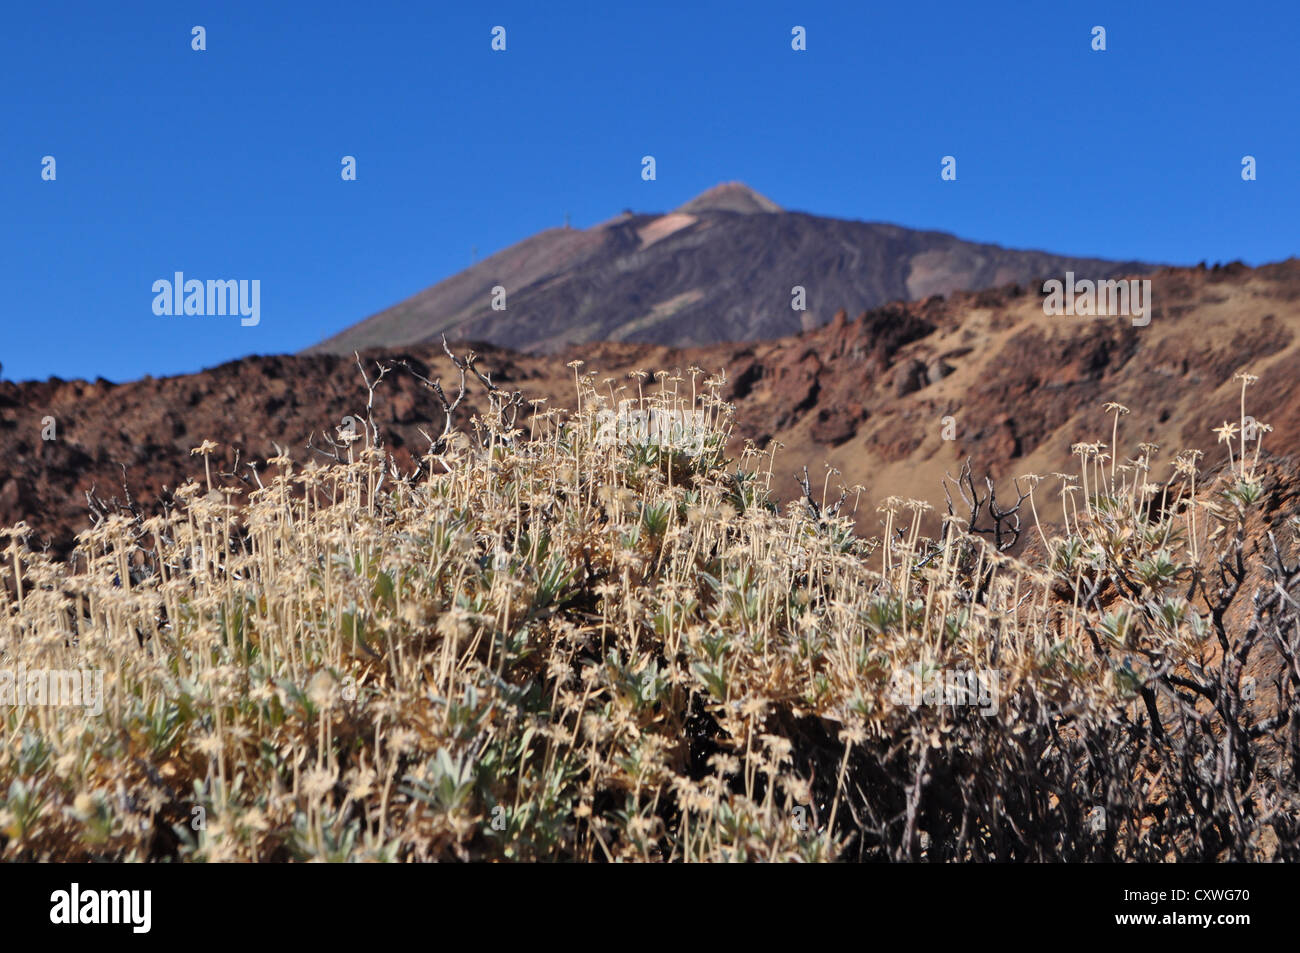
left=564, top=211, right=570, bottom=229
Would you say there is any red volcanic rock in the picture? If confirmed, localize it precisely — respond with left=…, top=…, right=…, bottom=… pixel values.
left=926, top=359, right=954, bottom=385
left=811, top=402, right=867, bottom=446
left=0, top=478, right=18, bottom=512
left=389, top=390, right=418, bottom=424
left=894, top=359, right=927, bottom=397
left=4, top=259, right=1300, bottom=553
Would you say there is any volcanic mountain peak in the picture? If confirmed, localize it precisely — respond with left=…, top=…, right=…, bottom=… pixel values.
left=305, top=187, right=1154, bottom=356
left=675, top=181, right=782, bottom=215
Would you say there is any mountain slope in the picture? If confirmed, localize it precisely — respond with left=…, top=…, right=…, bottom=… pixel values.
left=305, top=182, right=1154, bottom=355
left=4, top=259, right=1299, bottom=555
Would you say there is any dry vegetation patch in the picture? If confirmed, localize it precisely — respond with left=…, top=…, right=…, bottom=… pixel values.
left=1, top=357, right=1297, bottom=861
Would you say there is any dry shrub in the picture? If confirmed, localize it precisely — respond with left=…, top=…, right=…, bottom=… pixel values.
left=0, top=361, right=1296, bottom=861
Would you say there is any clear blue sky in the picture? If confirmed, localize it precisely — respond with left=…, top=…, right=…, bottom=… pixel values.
left=2, top=1, right=1296, bottom=383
